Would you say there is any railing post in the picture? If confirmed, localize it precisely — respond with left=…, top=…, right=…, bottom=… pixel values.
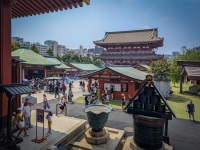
left=65, top=106, right=67, bottom=116
left=56, top=104, right=59, bottom=116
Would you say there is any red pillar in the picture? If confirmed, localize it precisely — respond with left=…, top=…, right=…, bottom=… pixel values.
left=0, top=0, right=12, bottom=121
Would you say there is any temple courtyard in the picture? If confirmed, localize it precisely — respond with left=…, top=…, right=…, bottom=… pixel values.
left=15, top=80, right=200, bottom=150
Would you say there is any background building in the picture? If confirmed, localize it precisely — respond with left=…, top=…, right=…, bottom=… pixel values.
left=94, top=28, right=164, bottom=67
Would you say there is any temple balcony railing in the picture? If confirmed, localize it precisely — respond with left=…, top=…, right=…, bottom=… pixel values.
left=102, top=50, right=155, bottom=55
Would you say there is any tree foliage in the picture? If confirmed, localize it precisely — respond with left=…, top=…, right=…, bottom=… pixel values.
left=148, top=59, right=171, bottom=78
left=93, top=59, right=102, bottom=68
left=12, top=42, right=20, bottom=51
left=30, top=44, right=39, bottom=53
left=149, top=46, right=200, bottom=87
left=46, top=48, right=54, bottom=56
left=61, top=53, right=102, bottom=67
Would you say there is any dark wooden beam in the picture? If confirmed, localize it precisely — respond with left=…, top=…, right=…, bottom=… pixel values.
left=11, top=7, right=25, bottom=18
left=35, top=0, right=50, bottom=13
left=42, top=0, right=55, bottom=12
left=20, top=0, right=40, bottom=15
left=31, top=0, right=46, bottom=14
left=56, top=0, right=67, bottom=10
left=25, top=0, right=43, bottom=14
left=62, top=0, right=72, bottom=9
left=68, top=0, right=78, bottom=8
left=49, top=0, right=61, bottom=12
left=15, top=1, right=34, bottom=16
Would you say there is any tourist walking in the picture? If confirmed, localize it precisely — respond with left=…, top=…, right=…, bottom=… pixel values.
left=69, top=81, right=73, bottom=90
left=55, top=85, right=60, bottom=98
left=79, top=80, right=82, bottom=89
left=13, top=108, right=29, bottom=138
left=61, top=82, right=66, bottom=96
left=68, top=89, right=73, bottom=104
left=23, top=101, right=32, bottom=128
left=121, top=94, right=126, bottom=111
left=59, top=98, right=66, bottom=115
left=43, top=94, right=50, bottom=110
left=186, top=100, right=195, bottom=121
left=82, top=81, right=85, bottom=92
left=46, top=111, right=53, bottom=136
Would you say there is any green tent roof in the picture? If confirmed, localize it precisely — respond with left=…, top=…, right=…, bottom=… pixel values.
left=70, top=63, right=100, bottom=71
left=80, top=66, right=150, bottom=81
left=12, top=49, right=60, bottom=66
left=45, top=57, right=70, bottom=69
left=108, top=66, right=149, bottom=81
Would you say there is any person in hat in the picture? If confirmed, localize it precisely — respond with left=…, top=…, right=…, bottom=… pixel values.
left=121, top=94, right=126, bottom=111
left=13, top=108, right=29, bottom=138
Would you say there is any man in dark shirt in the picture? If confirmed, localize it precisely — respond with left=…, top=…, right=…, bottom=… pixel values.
left=187, top=100, right=195, bottom=121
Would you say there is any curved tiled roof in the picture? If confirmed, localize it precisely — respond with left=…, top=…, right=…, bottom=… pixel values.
left=80, top=66, right=150, bottom=81
left=12, top=49, right=60, bottom=66
left=94, top=28, right=163, bottom=46
left=10, top=0, right=90, bottom=19
left=69, top=63, right=100, bottom=71
left=45, top=57, right=70, bottom=69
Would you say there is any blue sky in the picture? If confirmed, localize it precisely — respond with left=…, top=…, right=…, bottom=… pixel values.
left=12, top=0, right=200, bottom=54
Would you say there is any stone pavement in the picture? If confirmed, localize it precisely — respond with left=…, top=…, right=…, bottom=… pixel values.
left=19, top=80, right=200, bottom=150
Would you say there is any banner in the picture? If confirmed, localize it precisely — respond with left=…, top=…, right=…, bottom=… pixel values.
left=36, top=109, right=44, bottom=123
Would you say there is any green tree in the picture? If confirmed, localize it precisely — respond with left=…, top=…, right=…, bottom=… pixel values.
left=168, top=47, right=200, bottom=86
left=11, top=42, right=20, bottom=51
left=169, top=57, right=181, bottom=87
left=46, top=48, right=54, bottom=56
left=93, top=59, right=102, bottom=68
left=56, top=55, right=62, bottom=61
left=62, top=53, right=72, bottom=63
left=69, top=54, right=80, bottom=62
left=148, top=59, right=171, bottom=78
left=30, top=44, right=39, bottom=53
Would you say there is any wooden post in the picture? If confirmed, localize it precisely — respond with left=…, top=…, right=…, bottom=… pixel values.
left=0, top=0, right=12, bottom=125
left=180, top=75, right=183, bottom=94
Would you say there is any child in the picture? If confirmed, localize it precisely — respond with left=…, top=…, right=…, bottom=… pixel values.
left=46, top=111, right=53, bottom=135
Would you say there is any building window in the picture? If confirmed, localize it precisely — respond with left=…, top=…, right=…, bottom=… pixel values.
left=121, top=84, right=128, bottom=92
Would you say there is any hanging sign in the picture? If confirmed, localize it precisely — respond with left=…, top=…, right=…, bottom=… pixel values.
left=36, top=109, right=44, bottom=123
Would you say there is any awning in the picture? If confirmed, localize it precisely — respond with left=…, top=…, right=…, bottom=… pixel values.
left=0, top=84, right=35, bottom=96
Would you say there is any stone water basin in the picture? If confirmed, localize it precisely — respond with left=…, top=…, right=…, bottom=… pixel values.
left=85, top=104, right=112, bottom=132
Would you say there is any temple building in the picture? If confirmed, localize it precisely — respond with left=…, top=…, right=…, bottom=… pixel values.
left=12, top=49, right=70, bottom=79
left=80, top=66, right=149, bottom=99
left=94, top=28, right=164, bottom=67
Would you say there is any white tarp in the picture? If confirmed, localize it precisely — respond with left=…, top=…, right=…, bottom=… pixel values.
left=22, top=95, right=37, bottom=104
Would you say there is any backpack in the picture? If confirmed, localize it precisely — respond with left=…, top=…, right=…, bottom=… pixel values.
left=62, top=101, right=66, bottom=107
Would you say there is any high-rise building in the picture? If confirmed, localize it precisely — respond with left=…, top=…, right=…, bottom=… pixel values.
left=12, top=37, right=24, bottom=45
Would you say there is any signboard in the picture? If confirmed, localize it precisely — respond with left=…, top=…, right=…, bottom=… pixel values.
left=22, top=95, right=37, bottom=104
left=104, top=83, right=121, bottom=92
left=36, top=109, right=44, bottom=123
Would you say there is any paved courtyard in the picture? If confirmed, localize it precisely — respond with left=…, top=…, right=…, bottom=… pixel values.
left=22, top=80, right=200, bottom=150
